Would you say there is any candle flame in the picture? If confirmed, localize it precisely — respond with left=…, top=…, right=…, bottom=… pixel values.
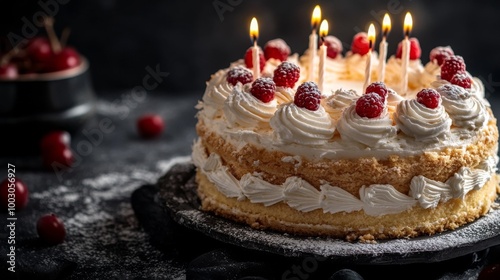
left=382, top=13, right=391, bottom=36
left=250, top=17, right=259, bottom=42
left=311, top=5, right=321, bottom=29
left=319, top=19, right=328, bottom=39
left=403, top=12, right=413, bottom=37
left=368, top=23, right=376, bottom=49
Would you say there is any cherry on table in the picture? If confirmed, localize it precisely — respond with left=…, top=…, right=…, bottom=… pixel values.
left=40, top=130, right=71, bottom=152
left=37, top=213, right=66, bottom=245
left=137, top=114, right=164, bottom=139
left=0, top=63, right=18, bottom=79
left=0, top=178, right=29, bottom=210
left=42, top=143, right=74, bottom=170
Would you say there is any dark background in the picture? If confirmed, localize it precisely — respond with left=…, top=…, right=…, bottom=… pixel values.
left=1, top=0, right=500, bottom=93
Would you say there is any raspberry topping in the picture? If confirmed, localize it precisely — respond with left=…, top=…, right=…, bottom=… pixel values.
left=350, top=32, right=370, bottom=56
left=440, top=55, right=466, bottom=82
left=244, top=47, right=266, bottom=72
left=294, top=82, right=322, bottom=111
left=429, top=46, right=454, bottom=66
left=264, top=38, right=291, bottom=61
left=396, top=37, right=422, bottom=60
left=250, top=77, right=276, bottom=103
left=355, top=93, right=384, bottom=118
left=273, top=61, right=300, bottom=88
left=226, top=67, right=253, bottom=86
left=323, top=35, right=343, bottom=59
left=365, top=82, right=389, bottom=100
left=416, top=88, right=441, bottom=109
left=450, top=73, right=472, bottom=89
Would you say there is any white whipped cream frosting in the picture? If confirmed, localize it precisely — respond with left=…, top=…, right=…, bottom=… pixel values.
left=192, top=140, right=498, bottom=216
left=223, top=84, right=277, bottom=129
left=322, top=88, right=360, bottom=120
left=435, top=85, right=487, bottom=130
left=202, top=69, right=233, bottom=117
left=270, top=103, right=335, bottom=146
left=275, top=86, right=295, bottom=104
left=337, top=106, right=397, bottom=148
left=395, top=99, right=452, bottom=142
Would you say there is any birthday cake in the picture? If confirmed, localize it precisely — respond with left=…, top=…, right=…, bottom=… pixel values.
left=192, top=22, right=499, bottom=241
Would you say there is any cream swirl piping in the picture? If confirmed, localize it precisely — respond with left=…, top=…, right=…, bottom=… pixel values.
left=270, top=103, right=335, bottom=146
left=202, top=69, right=233, bottom=117
left=275, top=87, right=295, bottom=105
left=436, top=84, right=487, bottom=130
left=223, top=84, right=277, bottom=129
left=360, top=185, right=417, bottom=216
left=409, top=176, right=453, bottom=209
left=322, top=88, right=359, bottom=120
left=395, top=99, right=452, bottom=142
left=337, top=105, right=397, bottom=147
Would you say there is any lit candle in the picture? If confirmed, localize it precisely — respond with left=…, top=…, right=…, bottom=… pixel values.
left=318, top=19, right=328, bottom=93
left=401, top=12, right=413, bottom=94
left=309, top=5, right=321, bottom=81
left=250, top=17, right=260, bottom=80
left=377, top=14, right=391, bottom=83
left=363, top=24, right=376, bottom=92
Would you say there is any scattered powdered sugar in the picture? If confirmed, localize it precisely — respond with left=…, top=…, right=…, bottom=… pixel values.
left=29, top=156, right=192, bottom=279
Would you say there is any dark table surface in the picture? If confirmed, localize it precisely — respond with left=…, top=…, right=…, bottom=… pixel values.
left=1, top=90, right=500, bottom=280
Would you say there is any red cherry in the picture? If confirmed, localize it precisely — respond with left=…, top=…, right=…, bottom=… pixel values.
left=0, top=63, right=18, bottom=79
left=478, top=263, right=500, bottom=280
left=323, top=35, right=343, bottom=59
left=26, top=37, right=53, bottom=63
left=0, top=178, right=29, bottom=210
left=137, top=114, right=164, bottom=138
left=351, top=32, right=370, bottom=56
left=40, top=130, right=71, bottom=152
left=42, top=143, right=74, bottom=170
left=49, top=47, right=81, bottom=72
left=37, top=214, right=66, bottom=245
left=396, top=37, right=422, bottom=60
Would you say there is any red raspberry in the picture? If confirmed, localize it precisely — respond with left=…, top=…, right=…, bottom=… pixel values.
left=323, top=35, right=343, bottom=59
left=294, top=82, right=321, bottom=111
left=450, top=73, right=472, bottom=89
left=264, top=38, right=291, bottom=61
left=355, top=93, right=384, bottom=118
left=351, top=32, right=370, bottom=55
left=273, top=61, right=300, bottom=88
left=250, top=77, right=276, bottom=103
left=226, top=67, right=253, bottom=86
left=244, top=47, right=266, bottom=72
left=416, top=88, right=441, bottom=109
left=429, top=46, right=454, bottom=66
left=365, top=82, right=389, bottom=100
left=396, top=37, right=421, bottom=60
left=441, top=55, right=466, bottom=82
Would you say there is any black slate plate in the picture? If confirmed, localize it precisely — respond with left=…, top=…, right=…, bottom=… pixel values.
left=156, top=161, right=500, bottom=265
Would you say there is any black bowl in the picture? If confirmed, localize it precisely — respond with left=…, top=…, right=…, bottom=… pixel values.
left=0, top=59, right=96, bottom=155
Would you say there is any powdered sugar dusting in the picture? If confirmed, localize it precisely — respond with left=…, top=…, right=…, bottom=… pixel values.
left=28, top=156, right=192, bottom=279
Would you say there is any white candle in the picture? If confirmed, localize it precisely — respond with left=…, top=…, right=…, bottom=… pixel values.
left=318, top=20, right=328, bottom=92
left=309, top=5, right=321, bottom=82
left=363, top=24, right=376, bottom=92
left=377, top=14, right=391, bottom=83
left=252, top=43, right=260, bottom=79
left=250, top=17, right=260, bottom=80
left=401, top=12, right=413, bottom=95
left=401, top=36, right=410, bottom=94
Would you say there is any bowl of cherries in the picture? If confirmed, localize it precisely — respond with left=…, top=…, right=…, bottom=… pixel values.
left=0, top=18, right=95, bottom=149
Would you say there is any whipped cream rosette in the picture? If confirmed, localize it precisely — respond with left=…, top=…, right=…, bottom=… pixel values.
left=345, top=51, right=379, bottom=81
left=337, top=104, right=397, bottom=148
left=322, top=88, right=360, bottom=120
left=436, top=84, right=487, bottom=130
left=202, top=69, right=232, bottom=118
left=270, top=103, right=334, bottom=145
left=274, top=86, right=295, bottom=104
left=223, top=83, right=277, bottom=129
left=420, top=61, right=441, bottom=88
left=395, top=91, right=452, bottom=142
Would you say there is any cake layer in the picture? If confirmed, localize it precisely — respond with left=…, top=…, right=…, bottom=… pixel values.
left=196, top=117, right=499, bottom=197
left=196, top=170, right=499, bottom=241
